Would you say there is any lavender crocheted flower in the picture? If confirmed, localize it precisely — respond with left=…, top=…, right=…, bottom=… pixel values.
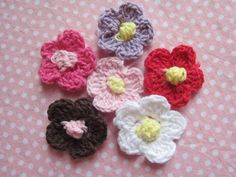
left=98, top=2, right=154, bottom=60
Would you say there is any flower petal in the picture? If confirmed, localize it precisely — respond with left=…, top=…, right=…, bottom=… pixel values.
left=114, top=101, right=143, bottom=130
left=141, top=137, right=176, bottom=163
left=145, top=48, right=171, bottom=71
left=144, top=71, right=192, bottom=108
left=84, top=116, right=107, bottom=146
left=39, top=59, right=61, bottom=84
left=135, top=18, right=154, bottom=46
left=116, top=38, right=144, bottom=59
left=87, top=72, right=107, bottom=97
left=47, top=99, right=77, bottom=122
left=123, top=67, right=143, bottom=93
left=160, top=110, right=187, bottom=140
left=76, top=47, right=96, bottom=77
left=46, top=122, right=72, bottom=150
left=185, top=66, right=204, bottom=93
left=117, top=128, right=143, bottom=155
left=98, top=8, right=120, bottom=33
left=74, top=98, right=98, bottom=118
left=57, top=30, right=85, bottom=52
left=92, top=91, right=120, bottom=112
left=68, top=139, right=96, bottom=158
left=119, top=2, right=143, bottom=21
left=98, top=32, right=122, bottom=52
left=171, top=45, right=196, bottom=68
left=40, top=41, right=58, bottom=60
left=139, top=95, right=170, bottom=119
left=57, top=68, right=86, bottom=91
left=95, top=57, right=123, bottom=76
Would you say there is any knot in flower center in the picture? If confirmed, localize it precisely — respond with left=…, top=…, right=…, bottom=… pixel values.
left=135, top=117, right=160, bottom=142
left=165, top=66, right=187, bottom=85
left=61, top=120, right=87, bottom=139
left=115, top=22, right=136, bottom=41
left=107, top=76, right=125, bottom=94
left=51, top=50, right=77, bottom=72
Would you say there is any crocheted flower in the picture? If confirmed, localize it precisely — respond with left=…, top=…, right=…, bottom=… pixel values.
left=98, top=2, right=154, bottom=60
left=46, top=98, right=107, bottom=158
left=144, top=45, right=204, bottom=108
left=113, top=95, right=187, bottom=164
left=39, top=30, right=96, bottom=91
left=87, top=57, right=143, bottom=112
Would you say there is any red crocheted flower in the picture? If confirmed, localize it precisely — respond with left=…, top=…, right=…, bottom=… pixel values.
left=144, top=45, right=204, bottom=108
left=39, top=30, right=96, bottom=91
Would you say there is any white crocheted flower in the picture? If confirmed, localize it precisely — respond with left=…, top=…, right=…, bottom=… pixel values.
left=113, top=95, right=187, bottom=163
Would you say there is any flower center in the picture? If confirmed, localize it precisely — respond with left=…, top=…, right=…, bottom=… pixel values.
left=135, top=117, right=161, bottom=142
left=107, top=76, right=125, bottom=94
left=115, top=22, right=136, bottom=41
left=51, top=50, right=77, bottom=72
left=61, top=120, right=87, bottom=139
left=165, top=66, right=187, bottom=85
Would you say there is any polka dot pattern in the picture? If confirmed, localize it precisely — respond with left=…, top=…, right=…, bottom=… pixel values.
left=0, top=0, right=235, bottom=176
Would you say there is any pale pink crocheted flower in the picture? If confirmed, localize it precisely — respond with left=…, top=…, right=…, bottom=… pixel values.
left=87, top=57, right=143, bottom=112
left=39, top=30, right=96, bottom=91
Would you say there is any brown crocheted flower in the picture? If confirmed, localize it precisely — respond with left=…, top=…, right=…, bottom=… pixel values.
left=46, top=98, right=107, bottom=158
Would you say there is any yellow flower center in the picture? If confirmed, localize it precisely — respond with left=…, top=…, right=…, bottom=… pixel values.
left=135, top=117, right=161, bottom=142
left=165, top=66, right=187, bottom=85
left=115, top=22, right=136, bottom=41
left=107, top=76, right=125, bottom=94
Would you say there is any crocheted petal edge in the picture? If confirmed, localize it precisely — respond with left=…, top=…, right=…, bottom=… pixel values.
left=118, top=2, right=143, bottom=21
left=116, top=39, right=143, bottom=60
left=160, top=110, right=187, bottom=140
left=39, top=59, right=61, bottom=84
left=117, top=128, right=143, bottom=155
left=185, top=66, right=204, bottom=93
left=74, top=98, right=99, bottom=117
left=141, top=138, right=176, bottom=164
left=57, top=68, right=86, bottom=92
left=40, top=41, right=58, bottom=60
left=57, top=30, right=85, bottom=52
left=171, top=45, right=196, bottom=67
left=46, top=122, right=71, bottom=150
left=92, top=91, right=119, bottom=112
left=98, top=32, right=121, bottom=52
left=113, top=101, right=143, bottom=130
left=76, top=47, right=96, bottom=77
left=123, top=67, right=144, bottom=94
left=135, top=18, right=154, bottom=46
left=98, top=8, right=120, bottom=33
left=47, top=99, right=75, bottom=122
left=87, top=73, right=108, bottom=97
left=95, top=57, right=123, bottom=75
left=139, top=95, right=171, bottom=119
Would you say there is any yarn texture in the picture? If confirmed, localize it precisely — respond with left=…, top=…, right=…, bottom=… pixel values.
left=87, top=57, right=143, bottom=113
left=144, top=45, right=204, bottom=108
left=98, top=2, right=154, bottom=60
left=39, top=30, right=96, bottom=91
left=113, top=95, right=187, bottom=164
left=46, top=98, right=107, bottom=159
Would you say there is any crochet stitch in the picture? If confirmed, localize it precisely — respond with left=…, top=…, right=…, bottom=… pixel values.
left=113, top=95, right=187, bottom=164
left=87, top=57, right=143, bottom=113
left=39, top=30, right=96, bottom=91
left=144, top=45, right=204, bottom=108
left=98, top=2, right=154, bottom=60
left=46, top=98, right=107, bottom=158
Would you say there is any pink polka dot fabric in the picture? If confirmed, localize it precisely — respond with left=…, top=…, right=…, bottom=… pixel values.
left=0, top=0, right=235, bottom=177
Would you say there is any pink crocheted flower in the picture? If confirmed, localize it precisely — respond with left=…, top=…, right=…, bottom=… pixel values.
left=39, top=30, right=96, bottom=91
left=87, top=57, right=143, bottom=112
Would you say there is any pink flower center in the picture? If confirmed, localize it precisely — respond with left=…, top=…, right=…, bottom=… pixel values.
left=51, top=50, right=77, bottom=72
left=61, top=120, right=88, bottom=139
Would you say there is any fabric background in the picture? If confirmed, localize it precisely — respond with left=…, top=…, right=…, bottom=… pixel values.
left=0, top=0, right=235, bottom=177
